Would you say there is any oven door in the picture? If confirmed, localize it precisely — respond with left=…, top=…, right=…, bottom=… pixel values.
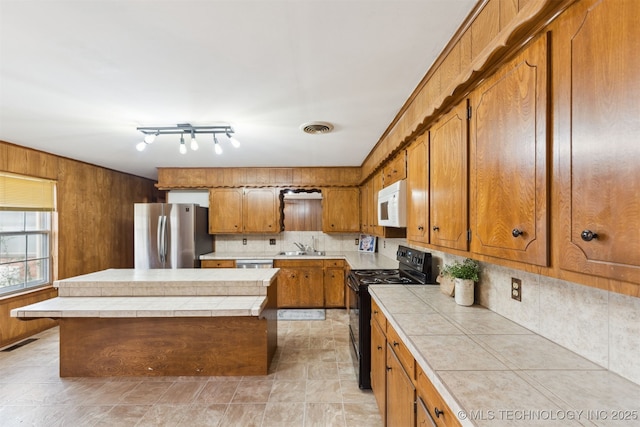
left=347, top=274, right=360, bottom=357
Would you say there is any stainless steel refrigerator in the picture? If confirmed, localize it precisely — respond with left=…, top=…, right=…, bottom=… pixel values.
left=134, top=203, right=213, bottom=268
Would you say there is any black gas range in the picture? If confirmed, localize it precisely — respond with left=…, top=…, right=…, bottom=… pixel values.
left=347, top=245, right=434, bottom=389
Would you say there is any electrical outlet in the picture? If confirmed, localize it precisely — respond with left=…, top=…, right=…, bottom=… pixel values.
left=383, top=240, right=386, bottom=248
left=355, top=238, right=359, bottom=246
left=511, top=278, right=522, bottom=301
left=269, top=239, right=276, bottom=245
left=242, top=238, right=247, bottom=245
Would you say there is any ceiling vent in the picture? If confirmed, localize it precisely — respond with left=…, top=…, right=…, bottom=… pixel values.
left=300, top=121, right=334, bottom=134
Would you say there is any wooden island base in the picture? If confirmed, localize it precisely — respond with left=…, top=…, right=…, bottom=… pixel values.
left=59, top=316, right=277, bottom=377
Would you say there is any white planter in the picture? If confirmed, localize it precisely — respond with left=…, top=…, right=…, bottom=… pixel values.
left=454, top=278, right=475, bottom=306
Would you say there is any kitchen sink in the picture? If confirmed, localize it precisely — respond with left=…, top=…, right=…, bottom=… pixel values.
left=277, top=251, right=326, bottom=256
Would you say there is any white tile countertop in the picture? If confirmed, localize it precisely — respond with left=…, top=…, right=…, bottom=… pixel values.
left=54, top=268, right=279, bottom=296
left=11, top=295, right=268, bottom=318
left=369, top=285, right=640, bottom=427
left=200, top=250, right=400, bottom=270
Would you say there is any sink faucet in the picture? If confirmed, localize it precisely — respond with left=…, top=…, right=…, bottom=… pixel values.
left=293, top=242, right=306, bottom=252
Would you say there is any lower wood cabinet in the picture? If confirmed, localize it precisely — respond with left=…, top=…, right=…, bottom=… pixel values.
left=386, top=342, right=416, bottom=427
left=417, top=364, right=461, bottom=427
left=323, top=259, right=345, bottom=308
left=371, top=299, right=461, bottom=427
left=201, top=260, right=236, bottom=268
left=275, top=259, right=324, bottom=308
left=371, top=317, right=387, bottom=423
left=274, top=259, right=346, bottom=308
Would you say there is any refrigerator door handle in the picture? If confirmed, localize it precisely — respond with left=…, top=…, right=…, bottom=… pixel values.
left=161, top=215, right=168, bottom=264
left=157, top=215, right=165, bottom=264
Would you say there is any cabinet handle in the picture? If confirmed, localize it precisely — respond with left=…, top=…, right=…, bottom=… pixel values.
left=373, top=310, right=378, bottom=314
left=393, top=341, right=399, bottom=347
left=386, top=366, right=392, bottom=372
left=418, top=226, right=424, bottom=231
left=512, top=228, right=524, bottom=237
left=581, top=230, right=599, bottom=241
left=434, top=407, right=444, bottom=418
left=377, top=345, right=382, bottom=350
left=432, top=226, right=439, bottom=231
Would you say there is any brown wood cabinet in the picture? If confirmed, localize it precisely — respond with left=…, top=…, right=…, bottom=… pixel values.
left=201, top=260, right=236, bottom=268
left=369, top=172, right=384, bottom=236
left=416, top=395, right=437, bottom=427
left=360, top=179, right=371, bottom=234
left=208, top=188, right=280, bottom=234
left=383, top=150, right=407, bottom=187
left=322, top=187, right=360, bottom=233
left=554, top=0, right=640, bottom=285
left=274, top=259, right=324, bottom=308
left=386, top=342, right=416, bottom=427
left=429, top=102, right=468, bottom=251
left=416, top=364, right=461, bottom=427
left=323, top=259, right=345, bottom=308
left=371, top=317, right=387, bottom=423
left=469, top=34, right=549, bottom=266
left=406, top=133, right=429, bottom=245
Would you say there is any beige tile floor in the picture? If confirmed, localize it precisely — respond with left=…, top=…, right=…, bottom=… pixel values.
left=0, top=310, right=383, bottom=427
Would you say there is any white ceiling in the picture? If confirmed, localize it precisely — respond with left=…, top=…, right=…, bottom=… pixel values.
left=0, top=0, right=475, bottom=180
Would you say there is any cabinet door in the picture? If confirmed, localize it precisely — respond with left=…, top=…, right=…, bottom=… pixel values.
left=430, top=102, right=468, bottom=251
left=360, top=180, right=370, bottom=234
left=370, top=172, right=384, bottom=236
left=469, top=34, right=548, bottom=266
left=555, top=0, right=640, bottom=284
left=406, top=133, right=430, bottom=244
left=323, top=267, right=345, bottom=308
left=299, top=267, right=324, bottom=308
left=322, top=187, right=360, bottom=233
left=276, top=267, right=301, bottom=308
left=417, top=396, right=437, bottom=427
left=371, top=319, right=387, bottom=422
left=209, top=188, right=243, bottom=233
left=386, top=344, right=415, bottom=427
left=383, top=150, right=407, bottom=187
left=243, top=188, right=279, bottom=233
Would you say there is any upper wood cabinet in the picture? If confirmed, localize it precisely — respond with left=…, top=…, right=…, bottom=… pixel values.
left=243, top=188, right=279, bottom=233
left=208, top=188, right=243, bottom=233
left=430, top=102, right=468, bottom=251
left=406, top=133, right=429, bottom=244
left=208, top=188, right=279, bottom=234
left=383, top=150, right=407, bottom=187
left=554, top=0, right=640, bottom=285
left=322, top=187, right=360, bottom=233
left=370, top=171, right=384, bottom=236
left=360, top=180, right=371, bottom=234
left=469, top=34, right=549, bottom=266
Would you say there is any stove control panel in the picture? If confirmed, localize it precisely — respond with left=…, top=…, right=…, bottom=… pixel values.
left=397, top=245, right=432, bottom=274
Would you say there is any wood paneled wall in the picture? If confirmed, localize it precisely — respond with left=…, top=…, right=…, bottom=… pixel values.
left=0, top=141, right=160, bottom=348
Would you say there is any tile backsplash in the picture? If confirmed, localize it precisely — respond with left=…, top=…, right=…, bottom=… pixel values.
left=214, top=231, right=362, bottom=254
left=212, top=233, right=640, bottom=386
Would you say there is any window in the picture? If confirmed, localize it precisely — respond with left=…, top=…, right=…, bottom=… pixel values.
left=0, top=212, right=51, bottom=294
left=0, top=172, right=56, bottom=296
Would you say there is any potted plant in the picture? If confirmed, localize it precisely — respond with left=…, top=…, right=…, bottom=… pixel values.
left=443, top=258, right=480, bottom=306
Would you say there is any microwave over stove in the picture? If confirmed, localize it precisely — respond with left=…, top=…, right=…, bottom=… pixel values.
left=377, top=179, right=407, bottom=228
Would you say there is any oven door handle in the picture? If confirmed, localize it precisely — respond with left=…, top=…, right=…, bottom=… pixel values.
left=346, top=275, right=360, bottom=293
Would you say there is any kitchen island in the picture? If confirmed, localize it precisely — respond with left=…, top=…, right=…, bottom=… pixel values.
left=11, top=268, right=279, bottom=378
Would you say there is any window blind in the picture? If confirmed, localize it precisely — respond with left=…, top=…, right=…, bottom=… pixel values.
left=0, top=172, right=56, bottom=211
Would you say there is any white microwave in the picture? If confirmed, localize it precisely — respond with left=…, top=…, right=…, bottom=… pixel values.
left=377, top=179, right=407, bottom=228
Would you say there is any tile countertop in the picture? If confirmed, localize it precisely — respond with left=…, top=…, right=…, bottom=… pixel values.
left=55, top=268, right=279, bottom=297
left=200, top=251, right=400, bottom=270
left=11, top=295, right=268, bottom=318
left=369, top=285, right=640, bottom=427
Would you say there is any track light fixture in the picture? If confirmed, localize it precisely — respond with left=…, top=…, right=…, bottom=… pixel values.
left=136, top=123, right=239, bottom=154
